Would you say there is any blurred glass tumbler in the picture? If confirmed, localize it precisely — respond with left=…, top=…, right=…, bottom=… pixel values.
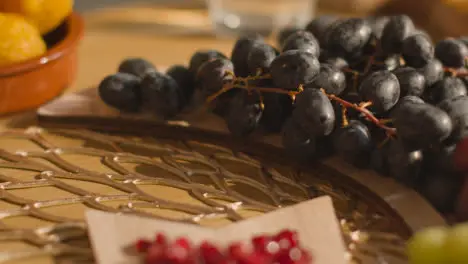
left=206, top=0, right=317, bottom=36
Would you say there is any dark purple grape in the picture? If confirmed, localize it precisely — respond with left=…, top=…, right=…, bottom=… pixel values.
left=435, top=38, right=468, bottom=68
left=231, top=35, right=264, bottom=77
left=392, top=67, right=426, bottom=97
left=380, top=15, right=415, bottom=54
left=392, top=100, right=453, bottom=150
left=358, top=70, right=400, bottom=113
left=260, top=92, right=293, bottom=133
left=118, top=58, right=157, bottom=79
left=384, top=139, right=424, bottom=186
left=418, top=59, right=444, bottom=87
left=98, top=73, right=142, bottom=112
left=372, top=53, right=402, bottom=71
left=282, top=118, right=316, bottom=161
left=419, top=173, right=462, bottom=213
left=277, top=27, right=302, bottom=47
left=305, top=15, right=339, bottom=46
left=282, top=30, right=320, bottom=58
left=166, top=65, right=194, bottom=105
left=306, top=63, right=346, bottom=95
left=324, top=56, right=348, bottom=70
left=196, top=58, right=234, bottom=95
left=368, top=16, right=390, bottom=39
left=292, top=88, right=335, bottom=136
left=326, top=18, right=372, bottom=59
left=425, top=144, right=457, bottom=173
left=438, top=96, right=468, bottom=142
left=270, top=50, right=320, bottom=90
left=141, top=71, right=181, bottom=119
left=402, top=34, right=434, bottom=68
left=426, top=77, right=467, bottom=104
left=333, top=120, right=373, bottom=168
left=225, top=90, right=263, bottom=137
left=247, top=42, right=277, bottom=75
left=188, top=50, right=227, bottom=75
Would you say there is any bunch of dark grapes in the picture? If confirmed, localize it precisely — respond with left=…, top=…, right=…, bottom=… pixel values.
left=97, top=15, right=468, bottom=220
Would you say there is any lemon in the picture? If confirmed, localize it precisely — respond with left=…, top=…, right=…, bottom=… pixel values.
left=0, top=13, right=46, bottom=66
left=0, top=0, right=74, bottom=34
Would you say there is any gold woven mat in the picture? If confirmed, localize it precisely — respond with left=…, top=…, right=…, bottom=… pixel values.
left=0, top=127, right=408, bottom=264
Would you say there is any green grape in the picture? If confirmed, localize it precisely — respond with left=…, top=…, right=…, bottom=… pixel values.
left=407, top=226, right=448, bottom=264
left=445, top=223, right=468, bottom=264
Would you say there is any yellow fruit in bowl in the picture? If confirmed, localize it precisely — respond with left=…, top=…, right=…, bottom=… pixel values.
left=0, top=0, right=74, bottom=34
left=0, top=13, right=46, bottom=66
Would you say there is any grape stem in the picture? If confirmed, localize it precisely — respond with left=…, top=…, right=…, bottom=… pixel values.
left=205, top=74, right=397, bottom=137
left=319, top=89, right=397, bottom=137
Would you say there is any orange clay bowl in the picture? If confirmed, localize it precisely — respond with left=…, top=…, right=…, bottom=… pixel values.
left=0, top=12, right=84, bottom=115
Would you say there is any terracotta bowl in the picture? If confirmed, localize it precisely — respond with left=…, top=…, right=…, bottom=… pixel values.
left=0, top=12, right=84, bottom=115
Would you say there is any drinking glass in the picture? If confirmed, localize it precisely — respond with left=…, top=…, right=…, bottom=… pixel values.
left=206, top=0, right=318, bottom=37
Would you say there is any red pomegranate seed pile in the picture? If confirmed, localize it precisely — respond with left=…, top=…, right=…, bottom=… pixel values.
left=134, top=229, right=313, bottom=264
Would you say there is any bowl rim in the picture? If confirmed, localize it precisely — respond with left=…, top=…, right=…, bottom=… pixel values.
left=0, top=12, right=84, bottom=77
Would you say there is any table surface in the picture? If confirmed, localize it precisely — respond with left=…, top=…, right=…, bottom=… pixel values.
left=0, top=4, right=445, bottom=264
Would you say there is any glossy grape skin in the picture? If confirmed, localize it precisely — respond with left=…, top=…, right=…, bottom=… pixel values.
left=277, top=27, right=301, bottom=47
left=380, top=15, right=415, bottom=54
left=282, top=118, right=317, bottom=161
left=226, top=91, right=262, bottom=137
left=358, top=70, right=400, bottom=113
left=196, top=58, right=234, bottom=95
left=231, top=35, right=264, bottom=77
left=419, top=172, right=462, bottom=213
left=166, top=65, right=194, bottom=106
left=392, top=100, right=453, bottom=150
left=260, top=93, right=293, bottom=133
left=306, top=64, right=346, bottom=95
left=384, top=139, right=423, bottom=186
left=98, top=73, right=142, bottom=112
left=438, top=96, right=468, bottom=142
left=247, top=42, right=277, bottom=75
left=418, top=59, right=444, bottom=87
left=270, top=50, right=320, bottom=90
left=282, top=31, right=320, bottom=58
left=324, top=56, right=348, bottom=70
left=435, top=38, right=468, bottom=68
left=426, top=77, right=467, bottom=104
left=292, top=89, right=335, bottom=137
left=333, top=120, right=373, bottom=168
left=445, top=223, right=468, bottom=263
left=407, top=227, right=448, bottom=264
left=402, top=34, right=434, bottom=68
left=368, top=16, right=390, bottom=39
left=392, top=67, right=425, bottom=97
left=140, top=72, right=181, bottom=119
left=118, top=58, right=157, bottom=79
left=425, top=144, right=457, bottom=173
left=188, top=50, right=227, bottom=75
left=305, top=15, right=339, bottom=46
left=326, top=18, right=372, bottom=59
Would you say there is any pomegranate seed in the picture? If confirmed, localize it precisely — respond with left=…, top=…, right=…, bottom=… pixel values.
left=145, top=244, right=165, bottom=264
left=164, top=243, right=190, bottom=264
left=237, top=252, right=271, bottom=264
left=135, top=239, right=152, bottom=253
left=227, top=242, right=248, bottom=259
left=274, top=247, right=312, bottom=264
left=155, top=233, right=168, bottom=245
left=274, top=229, right=299, bottom=249
left=454, top=137, right=468, bottom=172
left=174, top=237, right=191, bottom=250
left=251, top=235, right=271, bottom=253
left=199, top=241, right=225, bottom=264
